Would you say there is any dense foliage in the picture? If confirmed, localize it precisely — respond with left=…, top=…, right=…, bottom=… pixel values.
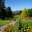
left=21, top=8, right=32, bottom=17
left=0, top=0, right=14, bottom=20
left=21, top=8, right=28, bottom=17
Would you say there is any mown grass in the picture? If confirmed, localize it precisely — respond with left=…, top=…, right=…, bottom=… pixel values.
left=0, top=20, right=10, bottom=26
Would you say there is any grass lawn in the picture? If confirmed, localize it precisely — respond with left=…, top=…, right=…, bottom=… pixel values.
left=0, top=20, right=10, bottom=26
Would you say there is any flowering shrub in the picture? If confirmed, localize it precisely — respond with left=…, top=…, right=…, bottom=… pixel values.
left=4, top=24, right=15, bottom=32
left=4, top=21, right=16, bottom=32
left=28, top=29, right=32, bottom=32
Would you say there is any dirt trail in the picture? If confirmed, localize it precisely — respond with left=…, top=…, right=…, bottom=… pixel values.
left=0, top=21, right=16, bottom=32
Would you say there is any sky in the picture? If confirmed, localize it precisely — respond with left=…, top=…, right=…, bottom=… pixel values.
left=5, top=0, right=32, bottom=11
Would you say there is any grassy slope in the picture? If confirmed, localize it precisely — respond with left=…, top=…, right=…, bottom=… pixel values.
left=0, top=20, right=10, bottom=26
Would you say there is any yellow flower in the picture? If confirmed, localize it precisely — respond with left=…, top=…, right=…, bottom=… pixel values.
left=28, top=26, right=30, bottom=29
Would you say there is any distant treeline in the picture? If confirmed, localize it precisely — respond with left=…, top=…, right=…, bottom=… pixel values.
left=0, top=0, right=32, bottom=20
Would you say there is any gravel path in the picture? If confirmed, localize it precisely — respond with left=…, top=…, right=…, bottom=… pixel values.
left=0, top=21, right=16, bottom=32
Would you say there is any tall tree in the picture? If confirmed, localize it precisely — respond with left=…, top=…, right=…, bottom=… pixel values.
left=6, top=6, right=13, bottom=19
left=21, top=8, right=28, bottom=17
left=0, top=0, right=6, bottom=20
